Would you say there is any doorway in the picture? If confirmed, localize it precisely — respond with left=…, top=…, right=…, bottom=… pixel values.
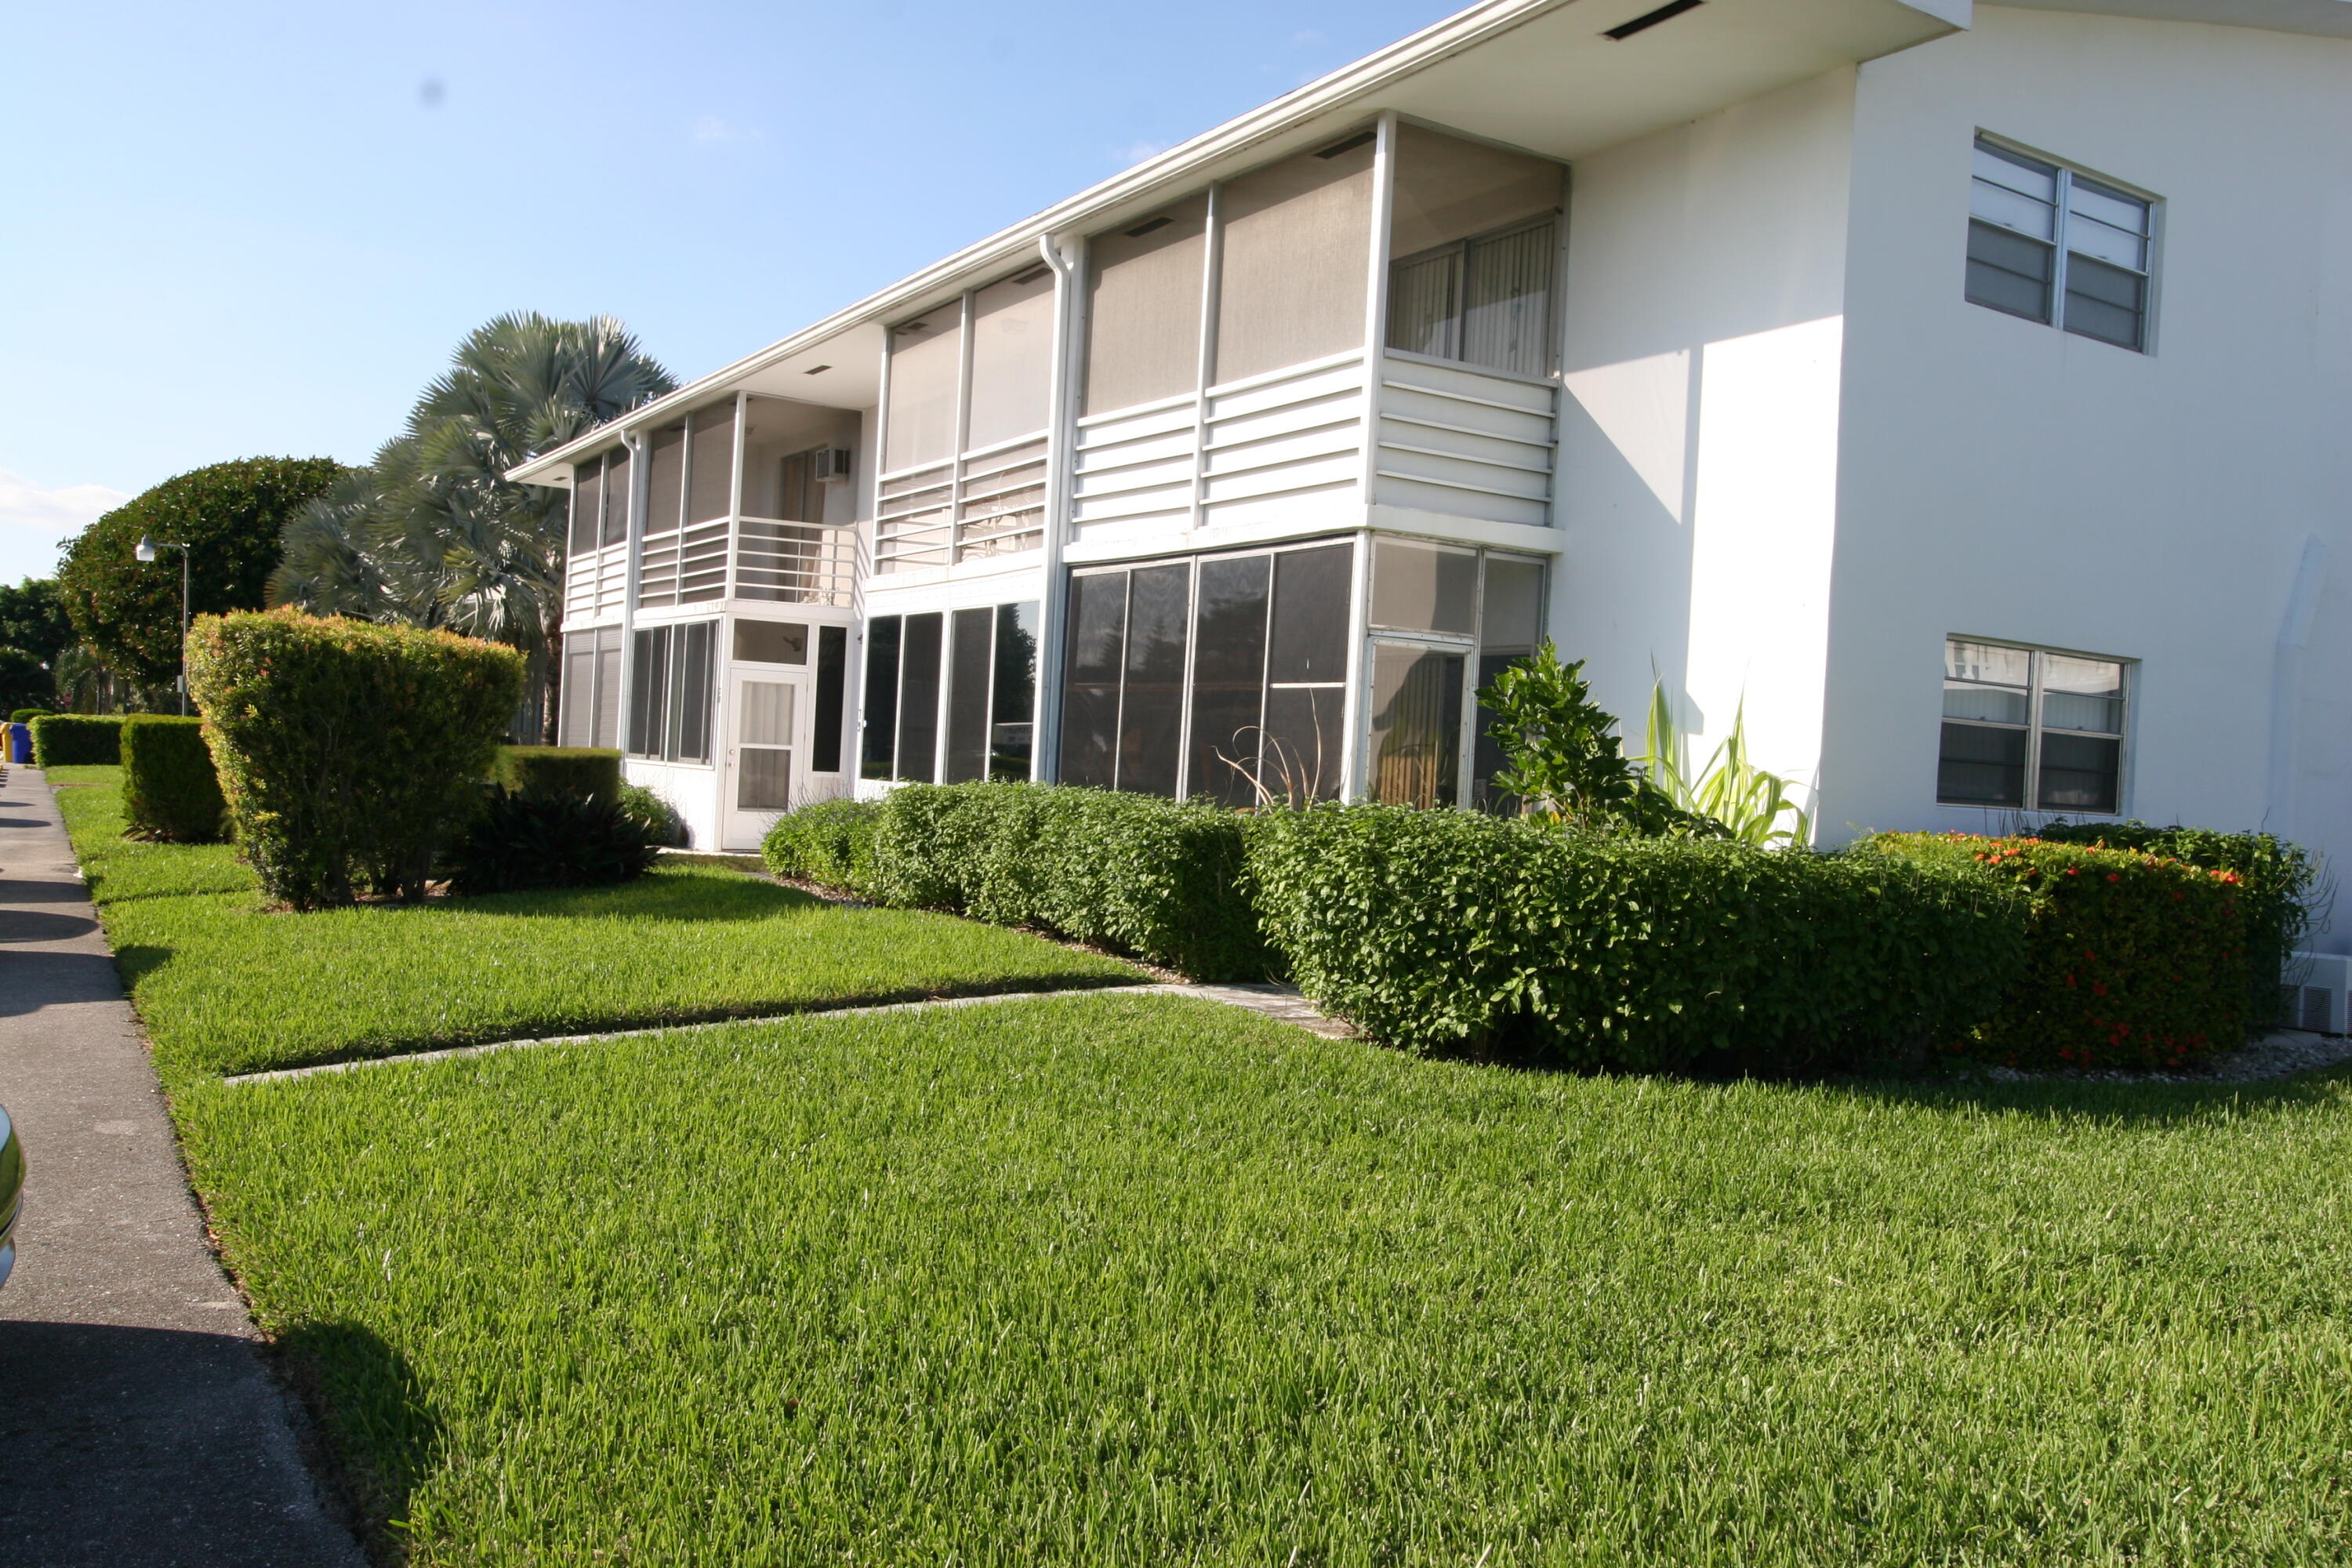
left=722, top=672, right=800, bottom=850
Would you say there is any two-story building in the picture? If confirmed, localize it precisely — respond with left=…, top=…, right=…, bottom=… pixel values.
left=513, top=0, right=2352, bottom=952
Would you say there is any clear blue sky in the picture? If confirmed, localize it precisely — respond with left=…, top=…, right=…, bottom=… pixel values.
left=0, top=0, right=1457, bottom=583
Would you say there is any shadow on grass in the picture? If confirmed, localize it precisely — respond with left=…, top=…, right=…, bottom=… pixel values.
left=272, top=1319, right=444, bottom=1565
left=110, top=942, right=176, bottom=990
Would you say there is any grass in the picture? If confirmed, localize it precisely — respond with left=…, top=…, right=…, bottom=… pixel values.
left=176, top=990, right=2352, bottom=1566
left=52, top=769, right=1139, bottom=1080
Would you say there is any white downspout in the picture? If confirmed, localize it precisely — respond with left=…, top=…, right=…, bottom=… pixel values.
left=1036, top=230, right=1083, bottom=782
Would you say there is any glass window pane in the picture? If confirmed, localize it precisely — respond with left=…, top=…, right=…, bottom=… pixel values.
left=2041, top=655, right=2124, bottom=734
left=1260, top=686, right=1345, bottom=804
left=2065, top=213, right=2145, bottom=271
left=896, top=612, right=943, bottom=784
left=1944, top=683, right=2030, bottom=725
left=1937, top=720, right=2027, bottom=807
left=2063, top=256, right=2147, bottom=350
left=626, top=628, right=665, bottom=757
left=732, top=620, right=808, bottom=665
left=967, top=268, right=1056, bottom=451
left=645, top=423, right=684, bottom=536
left=1188, top=555, right=1271, bottom=807
left=989, top=602, right=1039, bottom=782
left=861, top=616, right=901, bottom=780
left=1974, top=142, right=2059, bottom=203
left=1370, top=645, right=1465, bottom=809
left=943, top=606, right=996, bottom=784
left=2042, top=653, right=2124, bottom=699
left=2069, top=179, right=2149, bottom=238
left=2036, top=731, right=2121, bottom=813
left=1385, top=249, right=1461, bottom=361
left=1388, top=123, right=1564, bottom=260
left=1214, top=140, right=1374, bottom=385
left=814, top=625, right=847, bottom=773
left=1059, top=573, right=1127, bottom=791
left=1969, top=180, right=2057, bottom=241
left=1267, top=544, right=1352, bottom=683
left=1947, top=639, right=2032, bottom=687
left=737, top=746, right=791, bottom=811
left=1965, top=221, right=2054, bottom=323
left=1480, top=558, right=1544, bottom=652
left=1083, top=197, right=1207, bottom=416
left=1461, top=222, right=1555, bottom=378
left=593, top=630, right=622, bottom=750
left=1370, top=539, right=1477, bottom=634
left=1116, top=564, right=1190, bottom=797
left=885, top=306, right=963, bottom=471
left=569, top=463, right=601, bottom=555
left=687, top=403, right=737, bottom=524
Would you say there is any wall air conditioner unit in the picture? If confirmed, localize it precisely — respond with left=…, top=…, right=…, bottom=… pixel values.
left=812, top=447, right=855, bottom=484
left=2281, top=952, right=2351, bottom=1034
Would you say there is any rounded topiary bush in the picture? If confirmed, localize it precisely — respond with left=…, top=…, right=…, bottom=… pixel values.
left=120, top=715, right=226, bottom=842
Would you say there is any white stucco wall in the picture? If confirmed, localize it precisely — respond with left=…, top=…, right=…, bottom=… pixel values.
left=1821, top=5, right=2352, bottom=942
left=1555, top=67, right=1858, bottom=804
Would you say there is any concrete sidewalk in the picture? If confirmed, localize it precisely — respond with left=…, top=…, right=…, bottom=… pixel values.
left=0, top=766, right=364, bottom=1567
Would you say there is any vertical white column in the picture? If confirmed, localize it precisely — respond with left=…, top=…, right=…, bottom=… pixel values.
left=1342, top=114, right=1399, bottom=802
left=1035, top=231, right=1084, bottom=782
left=1191, top=183, right=1224, bottom=535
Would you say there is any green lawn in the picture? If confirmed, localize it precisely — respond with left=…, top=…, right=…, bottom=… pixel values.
left=53, top=769, right=1138, bottom=1080
left=176, top=991, right=2352, bottom=1566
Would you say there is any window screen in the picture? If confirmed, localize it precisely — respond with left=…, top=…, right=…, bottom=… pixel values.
left=1083, top=197, right=1207, bottom=416
left=885, top=307, right=962, bottom=471
left=592, top=629, right=622, bottom=749
left=1214, top=140, right=1375, bottom=386
left=1370, top=644, right=1464, bottom=810
left=1967, top=136, right=2152, bottom=352
left=1188, top=554, right=1270, bottom=808
left=569, top=462, right=601, bottom=555
left=862, top=616, right=901, bottom=780
left=897, top=612, right=944, bottom=784
left=561, top=635, right=596, bottom=747
left=1386, top=126, right=1563, bottom=379
left=687, top=402, right=737, bottom=524
left=626, top=622, right=717, bottom=763
left=629, top=629, right=669, bottom=757
left=989, top=602, right=1038, bottom=782
left=1937, top=637, right=2125, bottom=813
left=1370, top=539, right=1477, bottom=634
left=967, top=268, right=1056, bottom=451
left=599, top=447, right=631, bottom=548
left=732, top=620, right=808, bottom=665
left=1472, top=557, right=1544, bottom=807
left=1117, top=564, right=1191, bottom=797
left=1059, top=572, right=1129, bottom=789
left=944, top=606, right=995, bottom=784
left=813, top=625, right=847, bottom=774
left=645, top=423, right=684, bottom=536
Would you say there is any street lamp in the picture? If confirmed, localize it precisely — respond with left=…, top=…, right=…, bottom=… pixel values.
left=135, top=535, right=192, bottom=715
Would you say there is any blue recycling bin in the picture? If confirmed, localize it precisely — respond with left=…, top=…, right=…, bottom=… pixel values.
left=9, top=724, right=30, bottom=764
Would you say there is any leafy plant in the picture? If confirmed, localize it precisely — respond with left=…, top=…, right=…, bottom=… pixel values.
left=1478, top=642, right=1709, bottom=836
left=1637, top=682, right=1813, bottom=848
left=443, top=789, right=659, bottom=896
left=494, top=746, right=622, bottom=799
left=30, top=713, right=125, bottom=767
left=186, top=609, right=523, bottom=908
left=763, top=797, right=881, bottom=887
left=120, top=716, right=225, bottom=842
left=618, top=783, right=686, bottom=848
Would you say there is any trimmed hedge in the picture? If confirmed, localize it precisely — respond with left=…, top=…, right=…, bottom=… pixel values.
left=1867, top=833, right=2248, bottom=1070
left=120, top=716, right=226, bottom=842
left=10, top=708, right=45, bottom=725
left=187, top=610, right=524, bottom=908
left=763, top=797, right=880, bottom=891
left=31, top=713, right=125, bottom=768
left=2030, top=820, right=2312, bottom=1025
left=618, top=783, right=686, bottom=848
left=444, top=789, right=659, bottom=896
left=495, top=746, right=622, bottom=800
left=764, top=783, right=1266, bottom=981
left=1248, top=806, right=2028, bottom=1070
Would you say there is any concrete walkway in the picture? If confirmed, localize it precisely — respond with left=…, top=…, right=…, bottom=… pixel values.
left=0, top=767, right=364, bottom=1567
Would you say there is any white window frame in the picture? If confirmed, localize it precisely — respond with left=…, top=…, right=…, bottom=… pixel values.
left=1967, top=132, right=2161, bottom=355
left=1937, top=636, right=2133, bottom=818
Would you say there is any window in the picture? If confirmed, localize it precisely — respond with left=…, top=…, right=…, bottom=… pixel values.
left=627, top=621, right=716, bottom=763
left=1084, top=198, right=1209, bottom=416
left=1938, top=637, right=2128, bottom=814
left=812, top=626, right=848, bottom=775
left=1967, top=136, right=2154, bottom=352
left=860, top=601, right=1039, bottom=785
left=1367, top=540, right=1545, bottom=811
left=557, top=626, right=624, bottom=750
left=1385, top=124, right=1564, bottom=379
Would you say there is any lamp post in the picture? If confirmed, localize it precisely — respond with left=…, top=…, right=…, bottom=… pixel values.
left=135, top=535, right=192, bottom=715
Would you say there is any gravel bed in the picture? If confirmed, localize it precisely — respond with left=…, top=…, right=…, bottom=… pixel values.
left=1967, top=1029, right=2352, bottom=1087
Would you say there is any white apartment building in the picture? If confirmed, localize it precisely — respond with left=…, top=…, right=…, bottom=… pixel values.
left=515, top=0, right=2352, bottom=950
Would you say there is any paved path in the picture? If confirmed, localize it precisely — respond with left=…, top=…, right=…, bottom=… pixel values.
left=0, top=767, right=364, bottom=1567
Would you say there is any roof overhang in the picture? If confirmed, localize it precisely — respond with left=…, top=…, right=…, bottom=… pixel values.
left=510, top=0, right=1968, bottom=486
left=2005, top=0, right=2352, bottom=37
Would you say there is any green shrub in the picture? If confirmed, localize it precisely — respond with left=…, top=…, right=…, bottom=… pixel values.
left=187, top=609, right=523, bottom=909
left=31, top=713, right=125, bottom=767
left=443, top=789, right=659, bottom=896
left=1247, top=806, right=2027, bottom=1070
left=10, top=708, right=47, bottom=725
left=618, top=783, right=685, bottom=848
left=773, top=783, right=1267, bottom=981
left=2029, top=820, right=2313, bottom=1026
left=763, top=797, right=881, bottom=890
left=1867, top=833, right=2246, bottom=1069
left=120, top=716, right=226, bottom=842
left=495, top=746, right=622, bottom=799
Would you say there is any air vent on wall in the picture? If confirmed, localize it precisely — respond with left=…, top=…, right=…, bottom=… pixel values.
left=1123, top=216, right=1173, bottom=238
left=1606, top=0, right=1703, bottom=40
left=1316, top=129, right=1377, bottom=159
left=1012, top=264, right=1052, bottom=285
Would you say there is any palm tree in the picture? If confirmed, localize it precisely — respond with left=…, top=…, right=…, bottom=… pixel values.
left=274, top=313, right=676, bottom=736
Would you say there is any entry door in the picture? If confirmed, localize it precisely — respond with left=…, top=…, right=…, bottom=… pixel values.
left=723, top=673, right=797, bottom=850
